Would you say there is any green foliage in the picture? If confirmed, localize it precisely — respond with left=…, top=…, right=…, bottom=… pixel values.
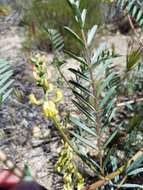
left=23, top=0, right=143, bottom=189
left=49, top=0, right=143, bottom=189
left=0, top=59, right=14, bottom=105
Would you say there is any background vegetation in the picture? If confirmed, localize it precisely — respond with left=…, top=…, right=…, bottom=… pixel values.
left=14, top=0, right=102, bottom=51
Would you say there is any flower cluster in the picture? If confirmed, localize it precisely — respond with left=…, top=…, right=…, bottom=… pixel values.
left=29, top=53, right=63, bottom=119
left=29, top=53, right=84, bottom=190
left=56, top=142, right=84, bottom=190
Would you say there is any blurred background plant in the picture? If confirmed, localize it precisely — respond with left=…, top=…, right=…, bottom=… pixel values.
left=0, top=4, right=11, bottom=16
left=0, top=59, right=14, bottom=105
left=18, top=0, right=143, bottom=52
left=13, top=0, right=102, bottom=51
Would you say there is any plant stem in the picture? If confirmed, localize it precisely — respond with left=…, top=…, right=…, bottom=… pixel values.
left=81, top=149, right=143, bottom=190
left=53, top=117, right=76, bottom=152
left=81, top=29, right=103, bottom=171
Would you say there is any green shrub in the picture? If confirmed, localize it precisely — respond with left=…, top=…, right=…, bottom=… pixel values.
left=28, top=0, right=143, bottom=189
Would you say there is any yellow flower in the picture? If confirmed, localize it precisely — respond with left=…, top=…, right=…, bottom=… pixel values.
left=29, top=94, right=42, bottom=105
left=54, top=88, right=63, bottom=103
left=43, top=100, right=58, bottom=118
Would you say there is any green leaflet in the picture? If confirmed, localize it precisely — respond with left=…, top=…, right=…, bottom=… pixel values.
left=91, top=43, right=107, bottom=65
left=94, top=59, right=113, bottom=80
left=99, top=86, right=116, bottom=109
left=0, top=64, right=11, bottom=73
left=66, top=0, right=83, bottom=28
left=2, top=88, right=13, bottom=102
left=128, top=168, right=143, bottom=176
left=0, top=59, right=10, bottom=69
left=70, top=131, right=97, bottom=150
left=105, top=98, right=117, bottom=117
left=97, top=72, right=116, bottom=97
left=114, top=184, right=143, bottom=189
left=103, top=130, right=118, bottom=149
left=72, top=99, right=95, bottom=122
left=69, top=80, right=93, bottom=96
left=127, top=50, right=141, bottom=71
left=79, top=151, right=101, bottom=171
left=103, top=147, right=116, bottom=169
left=126, top=154, right=143, bottom=174
left=81, top=9, right=87, bottom=28
left=64, top=26, right=84, bottom=46
left=65, top=50, right=87, bottom=66
left=73, top=90, right=95, bottom=111
left=70, top=116, right=97, bottom=137
left=69, top=68, right=90, bottom=81
left=87, top=25, right=98, bottom=47
left=108, top=106, right=117, bottom=122
left=23, top=163, right=33, bottom=179
left=111, top=156, right=120, bottom=183
left=45, top=28, right=64, bottom=52
left=0, top=80, right=14, bottom=95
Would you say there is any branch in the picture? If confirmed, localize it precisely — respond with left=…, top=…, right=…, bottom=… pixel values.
left=81, top=149, right=143, bottom=190
left=81, top=29, right=103, bottom=171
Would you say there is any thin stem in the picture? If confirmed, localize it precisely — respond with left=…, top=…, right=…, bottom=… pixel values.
left=53, top=117, right=76, bottom=152
left=81, top=29, right=103, bottom=171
